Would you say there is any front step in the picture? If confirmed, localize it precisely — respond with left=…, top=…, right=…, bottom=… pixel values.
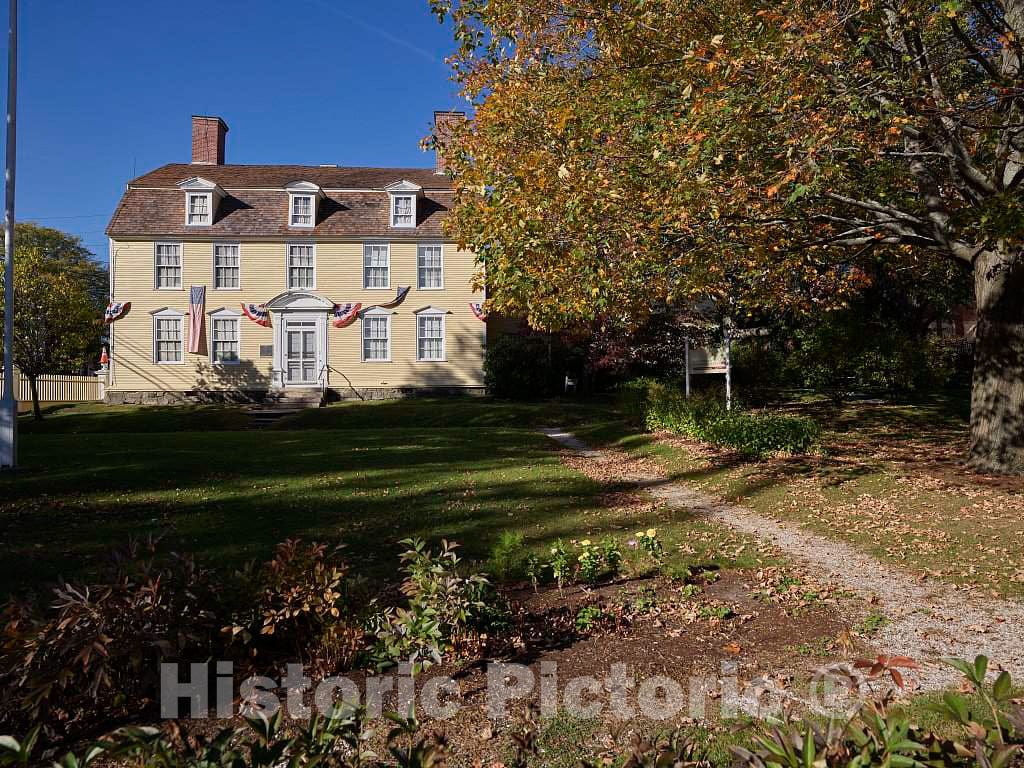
left=245, top=390, right=324, bottom=428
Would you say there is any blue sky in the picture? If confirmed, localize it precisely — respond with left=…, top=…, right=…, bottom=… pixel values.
left=0, top=0, right=463, bottom=267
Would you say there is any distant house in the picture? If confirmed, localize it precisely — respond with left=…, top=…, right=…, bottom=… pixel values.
left=104, top=113, right=491, bottom=404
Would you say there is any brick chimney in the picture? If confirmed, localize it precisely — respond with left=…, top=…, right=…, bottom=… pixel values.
left=432, top=111, right=466, bottom=175
left=191, top=115, right=229, bottom=165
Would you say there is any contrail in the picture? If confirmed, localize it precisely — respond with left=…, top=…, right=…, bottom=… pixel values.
left=305, top=0, right=447, bottom=68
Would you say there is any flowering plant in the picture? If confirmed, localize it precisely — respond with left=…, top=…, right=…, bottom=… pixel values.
left=637, top=528, right=664, bottom=563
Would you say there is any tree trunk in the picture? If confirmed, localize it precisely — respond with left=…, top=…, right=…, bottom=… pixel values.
left=968, top=247, right=1024, bottom=474
left=27, top=375, right=41, bottom=421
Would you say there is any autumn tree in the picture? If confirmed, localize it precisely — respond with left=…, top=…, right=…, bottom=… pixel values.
left=0, top=225, right=104, bottom=419
left=432, top=0, right=1024, bottom=473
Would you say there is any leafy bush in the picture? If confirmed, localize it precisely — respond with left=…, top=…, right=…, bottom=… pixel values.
left=367, top=539, right=502, bottom=673
left=0, top=538, right=223, bottom=740
left=623, top=380, right=820, bottom=456
left=224, top=540, right=363, bottom=670
left=790, top=320, right=956, bottom=403
left=731, top=340, right=797, bottom=405
left=484, top=333, right=581, bottom=398
left=733, top=655, right=1023, bottom=768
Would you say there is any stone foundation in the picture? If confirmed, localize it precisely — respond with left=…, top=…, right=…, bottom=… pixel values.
left=105, top=390, right=269, bottom=406
left=328, top=386, right=487, bottom=401
left=105, top=386, right=487, bottom=406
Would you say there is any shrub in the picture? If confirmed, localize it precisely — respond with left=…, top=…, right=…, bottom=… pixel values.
left=0, top=538, right=222, bottom=740
left=733, top=655, right=1023, bottom=768
left=731, top=340, right=796, bottom=404
left=484, top=333, right=581, bottom=398
left=367, top=539, right=501, bottom=673
left=623, top=381, right=820, bottom=456
left=224, top=539, right=363, bottom=670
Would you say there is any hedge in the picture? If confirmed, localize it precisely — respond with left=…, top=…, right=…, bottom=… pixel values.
left=620, top=379, right=820, bottom=457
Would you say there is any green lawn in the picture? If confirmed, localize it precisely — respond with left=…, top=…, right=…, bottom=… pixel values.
left=5, top=397, right=749, bottom=597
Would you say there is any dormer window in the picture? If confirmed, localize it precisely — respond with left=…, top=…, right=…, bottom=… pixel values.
left=285, top=181, right=324, bottom=229
left=187, top=193, right=211, bottom=225
left=177, top=176, right=224, bottom=227
left=384, top=180, right=423, bottom=229
left=290, top=195, right=313, bottom=226
left=392, top=195, right=414, bottom=227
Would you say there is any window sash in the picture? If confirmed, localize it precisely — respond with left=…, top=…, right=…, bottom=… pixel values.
left=363, top=244, right=390, bottom=288
left=155, top=244, right=182, bottom=288
left=213, top=244, right=240, bottom=289
left=287, top=245, right=315, bottom=289
left=417, top=315, right=445, bottom=361
left=417, top=245, right=443, bottom=288
left=187, top=194, right=210, bottom=225
left=291, top=195, right=313, bottom=226
left=155, top=318, right=183, bottom=362
left=211, top=318, right=239, bottom=363
left=392, top=195, right=414, bottom=226
left=362, top=316, right=390, bottom=360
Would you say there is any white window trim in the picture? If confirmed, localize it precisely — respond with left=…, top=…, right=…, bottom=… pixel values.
left=285, top=242, right=317, bottom=290
left=389, top=193, right=417, bottom=229
left=208, top=308, right=242, bottom=366
left=150, top=308, right=186, bottom=365
left=288, top=193, right=316, bottom=228
left=360, top=307, right=393, bottom=363
left=153, top=242, right=183, bottom=291
left=417, top=243, right=445, bottom=290
left=212, top=242, right=242, bottom=291
left=414, top=307, right=447, bottom=362
left=362, top=241, right=391, bottom=290
left=185, top=192, right=213, bottom=226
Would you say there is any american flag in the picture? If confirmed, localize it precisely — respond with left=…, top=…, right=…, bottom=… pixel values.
left=188, top=286, right=205, bottom=354
left=469, top=302, right=487, bottom=321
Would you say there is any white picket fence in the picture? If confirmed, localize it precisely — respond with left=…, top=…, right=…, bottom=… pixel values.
left=0, top=371, right=102, bottom=402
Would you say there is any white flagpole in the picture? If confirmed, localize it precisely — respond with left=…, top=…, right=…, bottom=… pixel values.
left=1, top=0, right=18, bottom=470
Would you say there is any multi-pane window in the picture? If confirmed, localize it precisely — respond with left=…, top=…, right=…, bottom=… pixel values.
left=211, top=318, right=240, bottom=364
left=214, top=244, right=240, bottom=289
left=362, top=315, right=390, bottom=361
left=363, top=243, right=390, bottom=288
left=154, top=317, right=183, bottom=363
left=417, top=314, right=445, bottom=361
left=417, top=245, right=443, bottom=289
left=187, top=193, right=210, bottom=225
left=391, top=194, right=415, bottom=227
left=155, top=243, right=182, bottom=288
left=290, top=195, right=314, bottom=226
left=287, top=244, right=315, bottom=289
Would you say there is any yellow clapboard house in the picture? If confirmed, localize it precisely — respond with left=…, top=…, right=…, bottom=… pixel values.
left=104, top=113, right=490, bottom=404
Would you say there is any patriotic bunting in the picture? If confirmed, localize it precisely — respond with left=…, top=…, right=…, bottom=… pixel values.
left=188, top=286, right=206, bottom=354
left=469, top=302, right=487, bottom=321
left=103, top=301, right=131, bottom=324
left=241, top=302, right=272, bottom=327
left=332, top=302, right=362, bottom=328
left=373, top=285, right=410, bottom=310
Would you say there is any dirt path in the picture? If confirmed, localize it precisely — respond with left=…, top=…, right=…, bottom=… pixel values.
left=540, top=428, right=1024, bottom=691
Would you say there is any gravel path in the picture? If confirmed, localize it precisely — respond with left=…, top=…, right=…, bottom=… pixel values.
left=539, top=428, right=1024, bottom=691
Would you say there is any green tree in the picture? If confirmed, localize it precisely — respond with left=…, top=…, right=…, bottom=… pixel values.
left=0, top=226, right=104, bottom=419
left=431, top=0, right=1024, bottom=473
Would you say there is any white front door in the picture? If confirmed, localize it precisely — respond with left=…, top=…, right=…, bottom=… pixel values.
left=284, top=320, right=318, bottom=385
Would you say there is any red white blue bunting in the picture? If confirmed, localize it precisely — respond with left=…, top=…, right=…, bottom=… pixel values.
left=332, top=302, right=362, bottom=328
left=103, top=301, right=131, bottom=324
left=241, top=302, right=271, bottom=327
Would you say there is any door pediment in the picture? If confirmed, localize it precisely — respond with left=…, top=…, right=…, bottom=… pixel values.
left=265, top=291, right=334, bottom=311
